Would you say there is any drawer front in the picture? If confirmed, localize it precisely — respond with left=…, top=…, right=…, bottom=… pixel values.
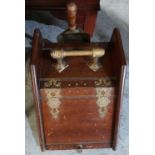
left=40, top=87, right=116, bottom=146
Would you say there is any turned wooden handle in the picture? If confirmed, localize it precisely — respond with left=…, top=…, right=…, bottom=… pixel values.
left=67, top=2, right=77, bottom=31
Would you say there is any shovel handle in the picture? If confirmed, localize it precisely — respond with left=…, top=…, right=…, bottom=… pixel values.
left=67, top=2, right=77, bottom=31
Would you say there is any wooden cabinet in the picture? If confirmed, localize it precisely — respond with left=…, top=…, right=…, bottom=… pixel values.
left=30, top=28, right=126, bottom=151
left=25, top=0, right=100, bottom=36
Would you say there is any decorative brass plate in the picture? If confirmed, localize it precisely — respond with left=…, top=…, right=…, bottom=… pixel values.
left=40, top=77, right=116, bottom=88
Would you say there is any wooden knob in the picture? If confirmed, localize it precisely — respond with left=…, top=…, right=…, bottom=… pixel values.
left=67, top=2, right=77, bottom=31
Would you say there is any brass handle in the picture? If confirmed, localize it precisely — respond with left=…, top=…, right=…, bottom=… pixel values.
left=50, top=48, right=105, bottom=73
left=51, top=48, right=105, bottom=59
left=67, top=2, right=77, bottom=31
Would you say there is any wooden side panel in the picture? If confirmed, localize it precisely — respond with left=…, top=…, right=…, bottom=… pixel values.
left=108, top=28, right=127, bottom=150
left=30, top=29, right=45, bottom=150
left=31, top=66, right=45, bottom=151
left=109, top=28, right=126, bottom=76
left=112, top=66, right=126, bottom=150
left=30, top=29, right=43, bottom=78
